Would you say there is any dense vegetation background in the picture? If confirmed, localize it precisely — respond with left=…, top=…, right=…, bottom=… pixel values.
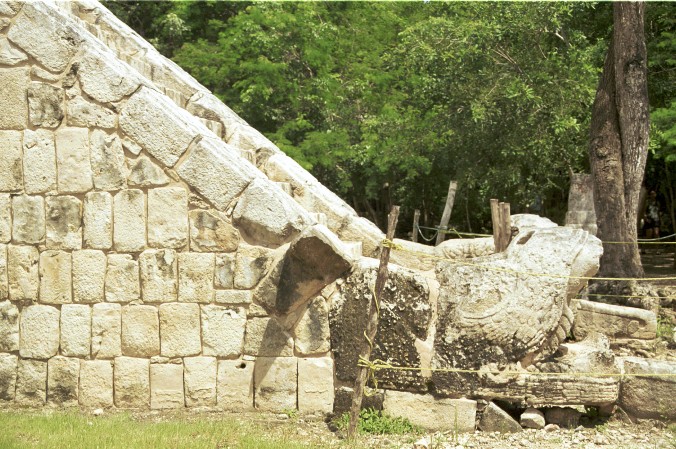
left=104, top=1, right=675, bottom=238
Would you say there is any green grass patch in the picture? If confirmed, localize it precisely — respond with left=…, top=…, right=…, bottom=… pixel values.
left=333, top=408, right=422, bottom=436
left=0, top=409, right=325, bottom=449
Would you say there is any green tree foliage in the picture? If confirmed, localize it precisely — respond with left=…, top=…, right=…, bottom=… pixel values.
left=107, top=1, right=674, bottom=238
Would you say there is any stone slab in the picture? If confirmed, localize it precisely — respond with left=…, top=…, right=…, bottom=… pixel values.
left=150, top=363, right=184, bottom=409
left=12, top=195, right=45, bottom=245
left=254, top=357, right=297, bottom=412
left=382, top=391, right=476, bottom=432
left=0, top=353, right=17, bottom=401
left=105, top=254, right=140, bottom=303
left=8, top=245, right=39, bottom=301
left=298, top=357, right=334, bottom=414
left=73, top=249, right=106, bottom=303
left=0, top=300, right=19, bottom=352
left=184, top=356, right=217, bottom=407
left=19, top=304, right=59, bottom=359
left=217, top=359, right=254, bottom=410
left=479, top=402, right=522, bottom=433
left=189, top=209, right=240, bottom=253
left=573, top=300, right=657, bottom=340
left=28, top=81, right=63, bottom=128
left=244, top=317, right=294, bottom=357
left=39, top=250, right=72, bottom=304
left=60, top=304, right=91, bottom=357
left=148, top=187, right=188, bottom=249
left=113, top=190, right=146, bottom=252
left=114, top=356, right=150, bottom=408
left=79, top=360, right=113, bottom=408
left=201, top=305, right=246, bottom=357
left=139, top=249, right=177, bottom=303
left=0, top=194, right=9, bottom=243
left=0, top=69, right=27, bottom=130
left=178, top=252, right=214, bottom=303
left=159, top=303, right=201, bottom=357
left=16, top=359, right=46, bottom=405
left=619, top=357, right=676, bottom=420
left=90, top=129, right=128, bottom=191
left=92, top=303, right=121, bottom=359
left=47, top=356, right=79, bottom=406
left=121, top=305, right=159, bottom=357
left=23, top=129, right=57, bottom=194
left=45, top=195, right=82, bottom=250
left=55, top=127, right=93, bottom=193
left=84, top=191, right=113, bottom=249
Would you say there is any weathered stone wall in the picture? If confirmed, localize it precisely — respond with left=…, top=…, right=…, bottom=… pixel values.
left=0, top=1, right=339, bottom=412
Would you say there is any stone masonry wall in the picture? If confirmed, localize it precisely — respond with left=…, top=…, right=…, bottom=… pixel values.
left=0, top=1, right=336, bottom=413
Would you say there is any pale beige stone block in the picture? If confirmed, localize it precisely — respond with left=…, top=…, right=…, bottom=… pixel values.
left=148, top=187, right=188, bottom=249
left=121, top=305, right=159, bottom=357
left=0, top=300, right=18, bottom=351
left=90, top=129, right=128, bottom=191
left=244, top=317, right=294, bottom=357
left=45, top=195, right=82, bottom=250
left=214, top=290, right=252, bottom=305
left=176, top=138, right=255, bottom=210
left=382, top=391, right=477, bottom=433
left=217, top=359, right=254, bottom=410
left=16, top=359, right=46, bottom=405
left=234, top=245, right=272, bottom=290
left=0, top=130, right=22, bottom=191
left=119, top=86, right=202, bottom=167
left=0, top=194, right=10, bottom=243
left=214, top=253, right=234, bottom=289
left=83, top=191, right=112, bottom=249
left=114, top=356, right=150, bottom=408
left=12, top=195, right=45, bottom=245
left=78, top=51, right=143, bottom=104
left=184, top=356, right=217, bottom=407
left=150, top=363, right=184, bottom=409
left=159, top=303, right=200, bottom=357
left=189, top=209, right=239, bottom=252
left=19, top=304, right=59, bottom=359
left=105, top=254, right=140, bottom=303
left=7, top=245, right=38, bottom=301
left=73, top=249, right=106, bottom=303
left=92, top=303, right=121, bottom=359
left=298, top=357, right=334, bottom=414
left=0, top=36, right=26, bottom=65
left=60, top=304, right=91, bottom=357
left=23, top=129, right=57, bottom=194
left=27, top=81, right=63, bottom=128
left=0, top=68, right=27, bottom=130
left=0, top=353, right=17, bottom=400
left=113, top=189, right=146, bottom=252
left=178, top=252, right=214, bottom=303
left=0, top=246, right=5, bottom=301
left=66, top=95, right=117, bottom=129
left=47, top=356, right=79, bottom=406
left=201, top=305, right=245, bottom=357
left=55, top=127, right=93, bottom=193
left=139, top=249, right=177, bottom=303
left=254, top=357, right=297, bottom=411
left=79, top=360, right=113, bottom=408
left=294, top=297, right=331, bottom=356
left=39, top=250, right=72, bottom=304
left=126, top=154, right=169, bottom=188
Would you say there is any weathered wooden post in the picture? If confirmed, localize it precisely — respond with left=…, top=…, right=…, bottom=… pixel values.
left=490, top=199, right=502, bottom=251
left=491, top=199, right=512, bottom=252
left=435, top=180, right=458, bottom=246
left=347, top=205, right=400, bottom=440
left=412, top=209, right=420, bottom=243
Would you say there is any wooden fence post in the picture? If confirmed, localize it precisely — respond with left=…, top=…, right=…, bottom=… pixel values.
left=490, top=199, right=502, bottom=251
left=412, top=209, right=420, bottom=243
left=435, top=180, right=458, bottom=246
left=491, top=199, right=512, bottom=252
left=347, top=205, right=400, bottom=440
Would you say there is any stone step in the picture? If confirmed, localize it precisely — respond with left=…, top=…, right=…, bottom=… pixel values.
left=276, top=182, right=293, bottom=197
left=341, top=241, right=363, bottom=258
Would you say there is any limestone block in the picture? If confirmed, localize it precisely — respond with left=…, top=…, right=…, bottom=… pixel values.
left=544, top=407, right=581, bottom=428
left=55, top=127, right=93, bottom=193
left=150, top=363, right=184, bottom=409
left=92, top=303, right=121, bottom=359
left=217, top=359, right=254, bottom=410
left=114, top=356, right=149, bottom=408
left=12, top=195, right=45, bottom=244
left=66, top=95, right=117, bottom=129
left=16, top=359, right=46, bottom=405
left=234, top=245, right=272, bottom=290
left=159, top=303, right=201, bottom=357
left=23, top=129, right=57, bottom=194
left=244, top=317, right=293, bottom=357
left=214, top=290, right=252, bottom=306
left=189, top=210, right=240, bottom=253
left=45, top=195, right=82, bottom=250
left=214, top=253, right=235, bottom=289
left=105, top=254, right=141, bottom=302
left=520, top=408, right=545, bottom=429
left=0, top=130, right=23, bottom=193
left=254, top=357, right=297, bottom=411
left=383, top=391, right=477, bottom=433
left=619, top=357, right=676, bottom=420
left=0, top=353, right=16, bottom=400
left=20, top=304, right=59, bottom=359
left=0, top=194, right=9, bottom=242
left=0, top=300, right=18, bottom=351
left=127, top=155, right=169, bottom=188
left=176, top=138, right=255, bottom=210
left=139, top=249, right=177, bottom=303
left=178, top=252, right=214, bottom=303
left=0, top=245, right=5, bottom=300
left=294, top=297, right=331, bottom=356
left=39, top=250, right=72, bottom=304
left=233, top=177, right=311, bottom=247
left=0, top=69, right=27, bottom=130
left=0, top=37, right=26, bottom=65
left=83, top=191, right=112, bottom=249
left=90, top=129, right=128, bottom=190
left=184, top=356, right=217, bottom=407
left=8, top=245, right=39, bottom=301
left=60, top=304, right=91, bottom=357
left=201, top=305, right=246, bottom=357
left=148, top=187, right=188, bottom=249
left=78, top=51, right=143, bottom=104
left=121, top=305, right=159, bottom=357
left=47, top=356, right=79, bottom=406
left=479, top=402, right=522, bottom=433
left=27, top=82, right=63, bottom=128
left=298, top=357, right=334, bottom=414
left=8, top=3, right=82, bottom=72
left=120, top=87, right=202, bottom=167
left=122, top=137, right=142, bottom=156
left=113, top=190, right=146, bottom=252
left=573, top=300, right=657, bottom=340
left=79, top=360, right=113, bottom=408
left=73, top=250, right=106, bottom=303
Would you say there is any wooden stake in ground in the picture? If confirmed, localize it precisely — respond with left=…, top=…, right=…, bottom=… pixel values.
left=412, top=209, right=420, bottom=243
left=435, top=180, right=458, bottom=246
left=490, top=199, right=502, bottom=251
left=490, top=199, right=512, bottom=252
left=347, top=205, right=400, bottom=440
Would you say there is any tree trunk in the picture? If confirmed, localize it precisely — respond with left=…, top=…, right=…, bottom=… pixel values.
left=588, top=2, right=649, bottom=278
